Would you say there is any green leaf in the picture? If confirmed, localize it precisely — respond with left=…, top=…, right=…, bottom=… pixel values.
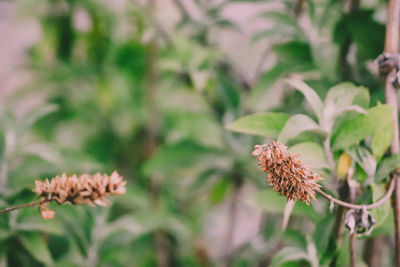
left=370, top=183, right=391, bottom=228
left=332, top=105, right=394, bottom=150
left=249, top=189, right=320, bottom=222
left=19, top=232, right=53, bottom=265
left=376, top=154, right=400, bottom=182
left=225, top=112, right=289, bottom=138
left=288, top=142, right=329, bottom=169
left=273, top=42, right=313, bottom=68
left=322, top=82, right=369, bottom=132
left=210, top=178, right=231, bottom=204
left=278, top=114, right=325, bottom=143
left=313, top=215, right=336, bottom=262
left=270, top=247, right=310, bottom=267
left=142, top=141, right=223, bottom=176
left=280, top=230, right=307, bottom=249
left=335, top=10, right=384, bottom=59
left=346, top=145, right=376, bottom=180
left=371, top=119, right=394, bottom=159
left=324, top=82, right=369, bottom=109
left=16, top=105, right=58, bottom=137
left=284, top=79, right=323, bottom=119
left=336, top=235, right=350, bottom=266
left=17, top=217, right=63, bottom=235
left=250, top=64, right=288, bottom=102
left=258, top=11, right=299, bottom=28
left=252, top=28, right=300, bottom=43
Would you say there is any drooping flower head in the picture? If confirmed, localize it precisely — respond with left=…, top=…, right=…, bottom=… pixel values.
left=252, top=141, right=322, bottom=204
left=34, top=171, right=126, bottom=219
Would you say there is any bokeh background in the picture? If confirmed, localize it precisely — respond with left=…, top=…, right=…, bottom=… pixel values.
left=0, top=0, right=394, bottom=266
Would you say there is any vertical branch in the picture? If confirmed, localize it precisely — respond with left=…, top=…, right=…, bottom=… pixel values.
left=384, top=0, right=400, bottom=266
left=293, top=0, right=304, bottom=18
left=221, top=175, right=243, bottom=267
left=348, top=170, right=356, bottom=267
left=363, top=236, right=384, bottom=266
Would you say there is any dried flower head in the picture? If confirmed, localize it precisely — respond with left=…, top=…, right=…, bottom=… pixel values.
left=34, top=171, right=126, bottom=219
left=252, top=141, right=322, bottom=204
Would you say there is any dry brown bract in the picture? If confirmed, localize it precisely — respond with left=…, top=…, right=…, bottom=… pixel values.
left=34, top=171, right=126, bottom=219
left=252, top=141, right=322, bottom=204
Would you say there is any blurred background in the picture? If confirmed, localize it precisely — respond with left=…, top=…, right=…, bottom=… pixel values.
left=0, top=0, right=393, bottom=266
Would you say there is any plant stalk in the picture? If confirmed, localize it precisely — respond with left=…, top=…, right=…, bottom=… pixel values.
left=316, top=177, right=394, bottom=210
left=0, top=200, right=46, bottom=215
left=384, top=0, right=400, bottom=265
left=222, top=175, right=243, bottom=267
left=348, top=169, right=356, bottom=267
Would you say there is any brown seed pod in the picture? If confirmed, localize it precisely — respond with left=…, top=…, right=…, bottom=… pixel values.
left=252, top=141, right=322, bottom=204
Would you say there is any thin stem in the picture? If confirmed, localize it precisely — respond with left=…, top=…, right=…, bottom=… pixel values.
left=348, top=168, right=356, bottom=267
left=384, top=0, right=400, bottom=265
left=0, top=199, right=46, bottom=215
left=349, top=234, right=356, bottom=267
left=363, top=236, right=384, bottom=266
left=222, top=176, right=242, bottom=267
left=293, top=0, right=304, bottom=18
left=316, top=177, right=395, bottom=210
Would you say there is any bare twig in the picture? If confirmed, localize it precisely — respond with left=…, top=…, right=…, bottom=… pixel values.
left=0, top=199, right=46, bottom=215
left=383, top=0, right=400, bottom=265
left=222, top=176, right=242, bottom=267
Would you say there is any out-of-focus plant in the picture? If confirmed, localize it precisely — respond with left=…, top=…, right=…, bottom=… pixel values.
left=1, top=0, right=399, bottom=266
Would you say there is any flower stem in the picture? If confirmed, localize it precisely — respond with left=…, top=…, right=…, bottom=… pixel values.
left=0, top=199, right=46, bottom=215
left=316, top=177, right=395, bottom=210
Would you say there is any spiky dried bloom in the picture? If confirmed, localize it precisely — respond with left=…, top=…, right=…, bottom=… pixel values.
left=34, top=171, right=126, bottom=219
left=252, top=141, right=322, bottom=204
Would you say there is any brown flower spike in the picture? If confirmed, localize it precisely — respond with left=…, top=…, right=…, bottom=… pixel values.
left=34, top=171, right=126, bottom=219
left=252, top=141, right=322, bottom=204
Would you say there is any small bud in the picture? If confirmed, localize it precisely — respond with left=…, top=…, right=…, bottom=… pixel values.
left=329, top=200, right=334, bottom=213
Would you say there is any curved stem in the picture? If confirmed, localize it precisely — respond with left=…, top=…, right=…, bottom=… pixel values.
left=316, top=178, right=395, bottom=210
left=0, top=199, right=46, bottom=215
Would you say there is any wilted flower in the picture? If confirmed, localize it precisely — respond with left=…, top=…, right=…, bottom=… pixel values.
left=345, top=207, right=376, bottom=236
left=252, top=141, right=322, bottom=204
left=34, top=171, right=126, bottom=219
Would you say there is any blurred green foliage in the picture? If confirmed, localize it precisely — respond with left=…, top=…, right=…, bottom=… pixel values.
left=0, top=0, right=396, bottom=266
